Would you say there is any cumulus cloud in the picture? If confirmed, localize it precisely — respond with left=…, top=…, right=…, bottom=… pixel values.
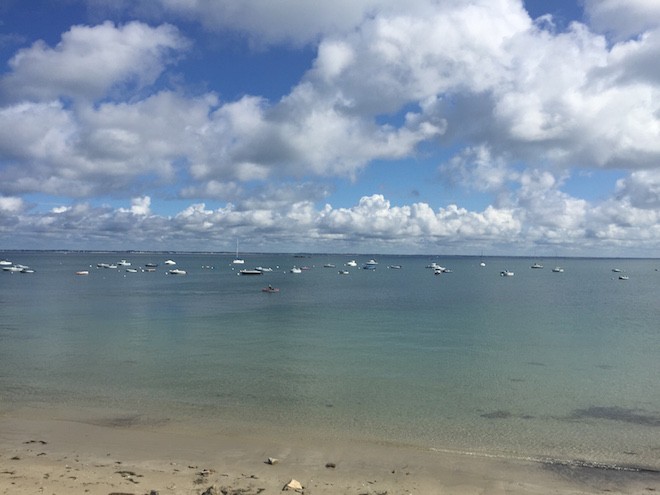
left=1, top=0, right=660, bottom=254
left=584, top=0, right=660, bottom=40
left=1, top=21, right=187, bottom=102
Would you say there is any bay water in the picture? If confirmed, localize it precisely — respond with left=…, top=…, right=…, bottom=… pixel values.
left=1, top=252, right=658, bottom=470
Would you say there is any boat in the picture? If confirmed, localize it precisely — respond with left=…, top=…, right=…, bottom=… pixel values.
left=3, top=265, right=23, bottom=273
left=145, top=263, right=158, bottom=268
left=168, top=268, right=187, bottom=275
left=362, top=263, right=377, bottom=270
left=125, top=268, right=138, bottom=273
left=0, top=260, right=12, bottom=266
left=480, top=261, right=486, bottom=267
left=255, top=266, right=273, bottom=272
left=365, top=259, right=378, bottom=266
left=323, top=264, right=336, bottom=268
left=290, top=267, right=302, bottom=274
left=552, top=267, right=564, bottom=273
left=262, top=286, right=279, bottom=293
left=346, top=260, right=357, bottom=267
left=338, top=270, right=349, bottom=275
left=239, top=269, right=262, bottom=275
left=75, top=270, right=89, bottom=276
left=500, top=270, right=514, bottom=277
left=117, top=260, right=131, bottom=266
left=612, top=268, right=622, bottom=273
left=618, top=275, right=629, bottom=280
left=232, top=240, right=245, bottom=264
left=388, top=265, right=402, bottom=269
left=164, top=259, right=176, bottom=265
left=531, top=263, right=544, bottom=269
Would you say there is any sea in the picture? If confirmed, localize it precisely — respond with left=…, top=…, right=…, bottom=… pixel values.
left=1, top=251, right=659, bottom=471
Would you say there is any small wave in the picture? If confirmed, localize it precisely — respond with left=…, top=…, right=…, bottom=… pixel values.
left=428, top=447, right=660, bottom=473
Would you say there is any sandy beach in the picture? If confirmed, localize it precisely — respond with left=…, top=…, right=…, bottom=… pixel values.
left=1, top=413, right=658, bottom=495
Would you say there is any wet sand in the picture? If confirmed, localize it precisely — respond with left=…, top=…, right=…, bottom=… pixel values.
left=0, top=414, right=658, bottom=494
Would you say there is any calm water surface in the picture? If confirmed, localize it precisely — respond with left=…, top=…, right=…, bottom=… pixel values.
left=1, top=252, right=659, bottom=469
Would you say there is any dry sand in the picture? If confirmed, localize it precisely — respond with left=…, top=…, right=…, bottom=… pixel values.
left=0, top=414, right=658, bottom=494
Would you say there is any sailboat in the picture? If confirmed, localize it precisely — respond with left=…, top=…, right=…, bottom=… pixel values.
left=232, top=240, right=244, bottom=264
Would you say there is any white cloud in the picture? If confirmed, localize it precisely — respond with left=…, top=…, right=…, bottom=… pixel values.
left=0, top=196, right=23, bottom=213
left=1, top=21, right=187, bottom=102
left=584, top=0, right=660, bottom=40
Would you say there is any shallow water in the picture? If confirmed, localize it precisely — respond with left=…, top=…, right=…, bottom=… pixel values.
left=1, top=252, right=659, bottom=469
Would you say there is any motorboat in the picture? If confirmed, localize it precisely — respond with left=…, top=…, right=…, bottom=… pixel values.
left=388, top=265, right=402, bottom=269
left=500, top=270, right=514, bottom=277
left=117, top=260, right=131, bottom=266
left=346, top=260, right=357, bottom=267
left=552, top=267, right=564, bottom=273
left=612, top=268, right=622, bottom=273
left=75, top=270, right=89, bottom=276
left=365, top=259, right=378, bottom=266
left=125, top=268, right=138, bottom=273
left=323, top=264, right=336, bottom=268
left=239, top=269, right=262, bottom=275
left=164, top=259, right=176, bottom=265
left=531, top=263, right=544, bottom=269
left=0, top=260, right=12, bottom=266
left=168, top=268, right=187, bottom=275
left=145, top=263, right=158, bottom=268
left=338, top=270, right=349, bottom=275
left=480, top=261, right=486, bottom=267
left=290, top=267, right=302, bottom=274
left=619, top=275, right=629, bottom=280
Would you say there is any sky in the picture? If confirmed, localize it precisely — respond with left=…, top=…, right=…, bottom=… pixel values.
left=1, top=0, right=659, bottom=256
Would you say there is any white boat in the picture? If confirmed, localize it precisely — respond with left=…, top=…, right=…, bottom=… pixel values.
left=365, top=259, right=378, bottom=266
left=612, top=268, right=622, bottom=273
left=75, top=270, right=89, bottom=276
left=531, top=263, right=544, bottom=269
left=232, top=240, right=245, bottom=264
left=117, top=260, right=131, bottom=266
left=338, top=270, right=349, bottom=275
left=168, top=268, right=187, bottom=275
left=125, top=268, right=138, bottom=273
left=290, top=267, right=302, bottom=274
left=0, top=260, right=12, bottom=266
left=388, top=265, right=402, bottom=269
left=3, top=265, right=22, bottom=272
left=239, top=269, right=262, bottom=275
left=480, top=261, right=486, bottom=267
left=164, top=259, right=176, bottom=265
left=619, top=275, right=629, bottom=280
left=346, top=260, right=357, bottom=267
left=552, top=267, right=564, bottom=273
left=500, top=270, right=514, bottom=277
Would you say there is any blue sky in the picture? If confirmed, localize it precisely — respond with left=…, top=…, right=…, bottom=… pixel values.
left=1, top=0, right=659, bottom=256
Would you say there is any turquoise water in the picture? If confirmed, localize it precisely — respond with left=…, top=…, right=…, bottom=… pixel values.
left=1, top=252, right=659, bottom=469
